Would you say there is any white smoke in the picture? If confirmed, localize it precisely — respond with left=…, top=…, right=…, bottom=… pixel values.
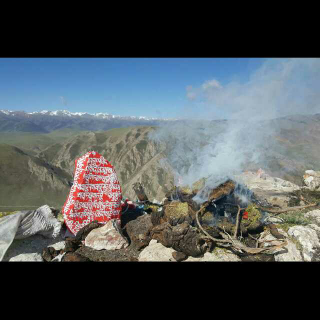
left=150, top=58, right=320, bottom=193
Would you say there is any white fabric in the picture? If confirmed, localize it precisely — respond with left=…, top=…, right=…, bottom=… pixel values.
left=0, top=205, right=61, bottom=261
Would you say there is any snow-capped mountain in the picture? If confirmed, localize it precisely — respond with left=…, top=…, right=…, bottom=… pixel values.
left=0, top=109, right=171, bottom=121
left=0, top=109, right=174, bottom=133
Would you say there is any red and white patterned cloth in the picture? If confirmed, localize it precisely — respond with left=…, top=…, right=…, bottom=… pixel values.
left=62, top=151, right=122, bottom=235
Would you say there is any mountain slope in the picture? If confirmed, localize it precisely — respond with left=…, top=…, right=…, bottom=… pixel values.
left=38, top=126, right=175, bottom=202
left=0, top=144, right=71, bottom=210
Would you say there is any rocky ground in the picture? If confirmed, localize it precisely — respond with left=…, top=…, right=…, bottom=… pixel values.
left=4, top=169, right=320, bottom=262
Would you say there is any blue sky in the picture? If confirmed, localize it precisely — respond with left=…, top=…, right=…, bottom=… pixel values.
left=0, top=58, right=266, bottom=119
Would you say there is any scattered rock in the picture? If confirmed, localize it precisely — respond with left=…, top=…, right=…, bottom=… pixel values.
left=288, top=225, right=320, bottom=261
left=172, top=251, right=188, bottom=262
left=125, top=214, right=153, bottom=249
left=85, top=219, right=129, bottom=251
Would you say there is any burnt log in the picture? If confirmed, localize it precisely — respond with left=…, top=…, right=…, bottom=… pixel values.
left=172, top=251, right=188, bottom=262
left=268, top=224, right=286, bottom=240
left=62, top=252, right=91, bottom=262
left=75, top=220, right=103, bottom=242
left=151, top=222, right=208, bottom=257
left=151, top=209, right=166, bottom=226
left=124, top=214, right=154, bottom=250
left=42, top=247, right=62, bottom=262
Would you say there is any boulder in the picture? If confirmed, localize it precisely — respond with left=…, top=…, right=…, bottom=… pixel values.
left=125, top=214, right=153, bottom=249
left=303, top=170, right=320, bottom=190
left=235, top=170, right=300, bottom=208
left=85, top=219, right=129, bottom=251
left=261, top=229, right=303, bottom=261
left=304, top=210, right=320, bottom=224
left=288, top=225, right=320, bottom=261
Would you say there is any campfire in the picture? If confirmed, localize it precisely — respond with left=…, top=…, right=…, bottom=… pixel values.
left=40, top=155, right=319, bottom=262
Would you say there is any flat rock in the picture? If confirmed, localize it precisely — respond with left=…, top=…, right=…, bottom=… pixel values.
left=288, top=225, right=320, bottom=261
left=184, top=248, right=241, bottom=262
left=85, top=219, right=129, bottom=251
left=139, top=239, right=176, bottom=261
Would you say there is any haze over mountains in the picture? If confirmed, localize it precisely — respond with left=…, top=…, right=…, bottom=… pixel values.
left=1, top=109, right=320, bottom=212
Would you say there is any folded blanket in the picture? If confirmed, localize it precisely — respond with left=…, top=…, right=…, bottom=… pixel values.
left=0, top=205, right=61, bottom=261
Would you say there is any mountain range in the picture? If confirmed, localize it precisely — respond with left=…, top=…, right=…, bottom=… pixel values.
left=0, top=109, right=174, bottom=133
left=1, top=110, right=320, bottom=212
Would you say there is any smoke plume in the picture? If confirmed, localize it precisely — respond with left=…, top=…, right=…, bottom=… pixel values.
left=149, top=58, right=320, bottom=195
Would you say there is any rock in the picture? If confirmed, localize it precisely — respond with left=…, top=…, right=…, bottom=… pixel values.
left=304, top=210, right=320, bottom=224
left=62, top=252, right=91, bottom=262
left=172, top=251, right=188, bottom=262
left=261, top=229, right=303, bottom=261
left=288, top=225, right=320, bottom=261
left=85, top=219, right=129, bottom=251
left=139, top=239, right=176, bottom=261
left=236, top=170, right=300, bottom=208
left=184, top=248, right=241, bottom=262
left=151, top=222, right=208, bottom=257
left=125, top=214, right=153, bottom=249
left=303, top=170, right=320, bottom=190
